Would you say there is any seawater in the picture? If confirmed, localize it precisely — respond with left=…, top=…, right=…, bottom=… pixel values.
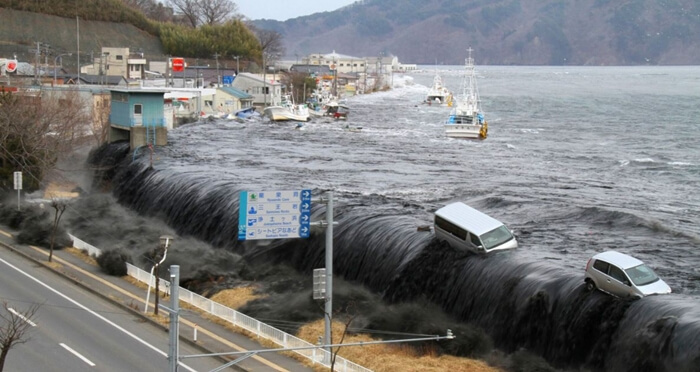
left=90, top=66, right=700, bottom=371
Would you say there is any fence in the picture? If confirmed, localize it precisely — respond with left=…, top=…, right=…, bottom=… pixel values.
left=68, top=234, right=371, bottom=372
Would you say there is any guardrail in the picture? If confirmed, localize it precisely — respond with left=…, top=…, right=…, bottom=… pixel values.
left=68, top=234, right=371, bottom=372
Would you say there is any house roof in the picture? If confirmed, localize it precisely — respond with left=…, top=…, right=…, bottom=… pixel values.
left=66, top=74, right=127, bottom=85
left=219, top=86, right=253, bottom=100
left=290, top=64, right=332, bottom=74
left=234, top=72, right=281, bottom=85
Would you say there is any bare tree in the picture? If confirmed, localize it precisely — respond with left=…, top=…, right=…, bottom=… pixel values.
left=48, top=199, right=67, bottom=263
left=0, top=88, right=89, bottom=192
left=89, top=93, right=111, bottom=146
left=255, top=28, right=286, bottom=60
left=200, top=0, right=237, bottom=25
left=0, top=302, right=40, bottom=371
left=122, top=0, right=175, bottom=22
left=329, top=303, right=358, bottom=372
left=169, top=0, right=201, bottom=27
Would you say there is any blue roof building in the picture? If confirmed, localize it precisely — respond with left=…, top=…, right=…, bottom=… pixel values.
left=109, top=89, right=168, bottom=149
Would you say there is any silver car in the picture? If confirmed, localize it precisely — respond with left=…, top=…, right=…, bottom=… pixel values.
left=584, top=251, right=671, bottom=298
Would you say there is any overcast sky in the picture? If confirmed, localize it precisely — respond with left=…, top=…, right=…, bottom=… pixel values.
left=235, top=0, right=357, bottom=21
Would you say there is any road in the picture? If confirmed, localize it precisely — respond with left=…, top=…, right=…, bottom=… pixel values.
left=0, top=250, right=225, bottom=372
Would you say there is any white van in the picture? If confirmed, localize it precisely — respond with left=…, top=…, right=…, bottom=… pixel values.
left=434, top=202, right=518, bottom=253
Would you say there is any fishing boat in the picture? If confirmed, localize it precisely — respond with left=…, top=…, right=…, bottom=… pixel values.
left=445, top=48, right=487, bottom=139
left=425, top=72, right=453, bottom=106
left=324, top=101, right=350, bottom=120
left=264, top=94, right=310, bottom=122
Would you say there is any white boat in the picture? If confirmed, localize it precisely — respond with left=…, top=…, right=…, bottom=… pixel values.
left=264, top=95, right=310, bottom=122
left=425, top=72, right=453, bottom=106
left=445, top=49, right=487, bottom=139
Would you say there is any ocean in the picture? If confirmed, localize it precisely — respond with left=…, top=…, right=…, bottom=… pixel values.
left=83, top=65, right=700, bottom=371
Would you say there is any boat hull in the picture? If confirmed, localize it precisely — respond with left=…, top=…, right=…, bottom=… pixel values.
left=264, top=106, right=310, bottom=122
left=445, top=123, right=483, bottom=139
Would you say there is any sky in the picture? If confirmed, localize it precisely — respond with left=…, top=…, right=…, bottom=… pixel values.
left=235, top=0, right=357, bottom=21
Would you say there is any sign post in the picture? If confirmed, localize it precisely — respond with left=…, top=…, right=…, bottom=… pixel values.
left=238, top=189, right=311, bottom=241
left=13, top=171, right=22, bottom=211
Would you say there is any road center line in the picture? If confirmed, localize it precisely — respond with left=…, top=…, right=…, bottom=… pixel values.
left=0, top=256, right=197, bottom=372
left=60, top=343, right=96, bottom=367
left=8, top=307, right=37, bottom=326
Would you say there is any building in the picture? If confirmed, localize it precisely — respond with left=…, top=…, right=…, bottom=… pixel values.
left=83, top=47, right=147, bottom=80
left=303, top=51, right=367, bottom=75
left=108, top=89, right=169, bottom=149
left=231, top=72, right=282, bottom=107
left=211, top=86, right=254, bottom=115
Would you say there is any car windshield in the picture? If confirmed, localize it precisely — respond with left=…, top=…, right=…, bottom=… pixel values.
left=625, top=264, right=660, bottom=286
left=480, top=225, right=514, bottom=250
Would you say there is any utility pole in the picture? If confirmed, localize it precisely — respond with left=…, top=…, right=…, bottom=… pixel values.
left=77, top=16, right=80, bottom=86
left=167, top=265, right=180, bottom=372
left=213, top=52, right=220, bottom=85
left=34, top=42, right=41, bottom=85
left=44, top=43, right=50, bottom=68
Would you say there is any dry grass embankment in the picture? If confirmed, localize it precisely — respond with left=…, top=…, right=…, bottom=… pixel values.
left=216, top=287, right=502, bottom=372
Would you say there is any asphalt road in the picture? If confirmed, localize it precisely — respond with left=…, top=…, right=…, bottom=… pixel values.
left=0, top=226, right=316, bottom=372
left=0, top=249, right=225, bottom=371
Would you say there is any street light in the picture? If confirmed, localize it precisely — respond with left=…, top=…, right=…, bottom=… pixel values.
left=234, top=55, right=240, bottom=75
left=145, top=235, right=173, bottom=316
left=54, top=53, right=72, bottom=84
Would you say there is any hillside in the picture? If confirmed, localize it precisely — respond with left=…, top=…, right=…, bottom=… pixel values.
left=0, top=9, right=164, bottom=69
left=253, top=0, right=700, bottom=65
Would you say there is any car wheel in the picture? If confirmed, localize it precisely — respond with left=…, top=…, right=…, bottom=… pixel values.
left=585, top=280, right=596, bottom=292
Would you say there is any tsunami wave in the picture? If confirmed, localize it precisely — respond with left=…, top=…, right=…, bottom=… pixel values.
left=86, top=141, right=700, bottom=371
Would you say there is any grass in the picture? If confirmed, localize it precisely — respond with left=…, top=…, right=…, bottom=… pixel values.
left=210, top=286, right=265, bottom=309
left=296, top=320, right=501, bottom=372
left=78, top=251, right=503, bottom=371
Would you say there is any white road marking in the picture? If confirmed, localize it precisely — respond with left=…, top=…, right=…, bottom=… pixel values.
left=8, top=307, right=37, bottom=326
left=60, top=343, right=96, bottom=367
left=0, top=257, right=196, bottom=372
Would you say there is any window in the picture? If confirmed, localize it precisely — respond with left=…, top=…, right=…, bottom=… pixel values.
left=435, top=215, right=467, bottom=240
left=608, top=265, right=628, bottom=284
left=134, top=104, right=142, bottom=114
left=593, top=259, right=610, bottom=274
left=625, top=264, right=660, bottom=286
left=480, top=225, right=514, bottom=250
left=469, top=233, right=481, bottom=247
left=116, top=55, right=123, bottom=60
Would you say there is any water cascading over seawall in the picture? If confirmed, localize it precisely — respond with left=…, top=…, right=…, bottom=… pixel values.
left=90, top=143, right=700, bottom=371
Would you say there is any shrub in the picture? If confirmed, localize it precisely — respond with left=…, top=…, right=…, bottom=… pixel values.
left=96, top=249, right=131, bottom=276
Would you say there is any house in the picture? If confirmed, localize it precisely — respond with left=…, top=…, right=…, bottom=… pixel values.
left=108, top=89, right=169, bottom=149
left=83, top=47, right=147, bottom=80
left=303, top=51, right=367, bottom=75
left=210, top=86, right=254, bottom=115
left=231, top=72, right=282, bottom=107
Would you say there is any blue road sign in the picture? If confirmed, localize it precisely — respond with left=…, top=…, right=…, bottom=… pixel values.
left=238, top=189, right=312, bottom=240
left=222, top=75, right=234, bottom=84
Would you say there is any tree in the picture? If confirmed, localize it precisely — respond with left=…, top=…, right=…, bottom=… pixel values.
left=254, top=28, right=286, bottom=61
left=121, top=0, right=175, bottom=22
left=169, top=0, right=201, bottom=27
left=321, top=302, right=358, bottom=372
left=200, top=0, right=238, bottom=25
left=169, top=0, right=237, bottom=27
left=282, top=72, right=317, bottom=104
left=0, top=302, right=40, bottom=371
left=0, top=88, right=88, bottom=193
left=48, top=199, right=67, bottom=263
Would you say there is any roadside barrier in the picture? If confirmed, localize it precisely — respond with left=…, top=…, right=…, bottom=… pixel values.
left=68, top=234, right=371, bottom=372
